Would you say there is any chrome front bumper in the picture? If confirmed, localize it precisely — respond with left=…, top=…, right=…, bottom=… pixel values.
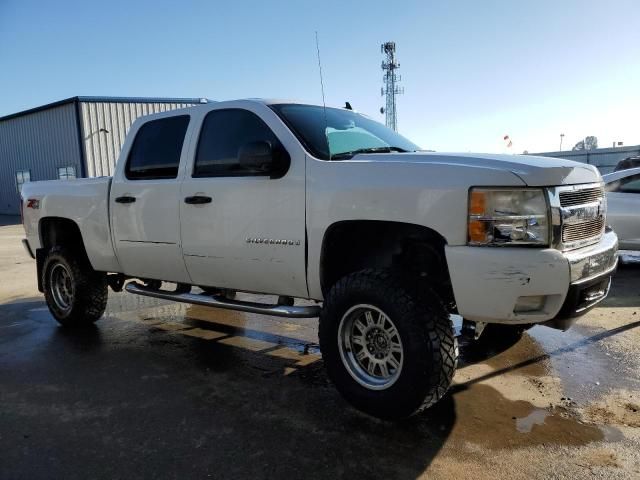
left=554, top=229, right=618, bottom=321
left=565, top=229, right=618, bottom=284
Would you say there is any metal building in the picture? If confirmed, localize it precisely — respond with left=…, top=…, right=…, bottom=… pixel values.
left=0, top=96, right=206, bottom=214
left=532, top=145, right=640, bottom=175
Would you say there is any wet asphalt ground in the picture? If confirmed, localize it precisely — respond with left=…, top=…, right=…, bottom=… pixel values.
left=1, top=216, right=639, bottom=479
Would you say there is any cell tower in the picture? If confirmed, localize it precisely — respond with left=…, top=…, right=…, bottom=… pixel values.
left=380, top=41, right=403, bottom=131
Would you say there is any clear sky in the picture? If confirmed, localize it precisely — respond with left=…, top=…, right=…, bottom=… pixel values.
left=1, top=0, right=639, bottom=153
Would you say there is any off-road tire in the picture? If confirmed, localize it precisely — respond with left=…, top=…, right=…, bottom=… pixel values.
left=42, top=246, right=108, bottom=327
left=319, top=269, right=458, bottom=420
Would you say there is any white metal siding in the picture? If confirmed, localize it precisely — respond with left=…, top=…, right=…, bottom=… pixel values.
left=0, top=103, right=82, bottom=214
left=79, top=101, right=197, bottom=177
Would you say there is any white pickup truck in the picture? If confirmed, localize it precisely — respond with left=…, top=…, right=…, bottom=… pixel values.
left=20, top=99, right=618, bottom=419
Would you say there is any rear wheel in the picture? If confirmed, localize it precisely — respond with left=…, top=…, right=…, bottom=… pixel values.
left=42, top=246, right=108, bottom=327
left=319, top=269, right=458, bottom=420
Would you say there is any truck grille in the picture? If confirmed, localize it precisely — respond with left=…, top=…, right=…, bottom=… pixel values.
left=562, top=217, right=605, bottom=243
left=555, top=185, right=606, bottom=250
left=559, top=187, right=604, bottom=207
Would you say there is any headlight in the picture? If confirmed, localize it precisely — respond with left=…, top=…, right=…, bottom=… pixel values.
left=468, top=188, right=549, bottom=246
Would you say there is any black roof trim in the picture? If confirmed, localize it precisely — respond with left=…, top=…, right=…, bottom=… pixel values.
left=0, top=96, right=209, bottom=122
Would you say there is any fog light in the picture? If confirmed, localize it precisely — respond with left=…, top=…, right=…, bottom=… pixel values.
left=514, top=295, right=546, bottom=313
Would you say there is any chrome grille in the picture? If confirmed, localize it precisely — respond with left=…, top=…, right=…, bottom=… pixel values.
left=562, top=217, right=605, bottom=243
left=549, top=183, right=607, bottom=251
left=559, top=187, right=604, bottom=207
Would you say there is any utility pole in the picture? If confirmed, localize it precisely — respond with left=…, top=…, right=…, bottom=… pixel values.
left=380, top=41, right=404, bottom=131
left=559, top=133, right=565, bottom=151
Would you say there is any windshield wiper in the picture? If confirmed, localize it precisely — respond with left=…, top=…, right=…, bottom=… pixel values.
left=331, top=146, right=409, bottom=160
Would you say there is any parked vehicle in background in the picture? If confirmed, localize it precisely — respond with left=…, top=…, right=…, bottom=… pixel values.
left=614, top=156, right=640, bottom=172
left=604, top=167, right=640, bottom=250
left=20, top=99, right=618, bottom=420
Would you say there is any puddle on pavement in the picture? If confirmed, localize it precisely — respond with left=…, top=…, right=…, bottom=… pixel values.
left=516, top=408, right=550, bottom=433
left=104, top=289, right=636, bottom=394
left=440, top=383, right=606, bottom=450
left=527, top=324, right=639, bottom=403
left=16, top=291, right=627, bottom=452
left=98, top=287, right=631, bottom=448
left=103, top=291, right=323, bottom=376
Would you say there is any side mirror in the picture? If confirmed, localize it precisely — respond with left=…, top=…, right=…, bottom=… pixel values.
left=238, top=141, right=273, bottom=173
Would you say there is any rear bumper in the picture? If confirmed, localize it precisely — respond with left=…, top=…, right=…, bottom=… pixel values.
left=22, top=238, right=35, bottom=259
left=445, top=231, right=618, bottom=325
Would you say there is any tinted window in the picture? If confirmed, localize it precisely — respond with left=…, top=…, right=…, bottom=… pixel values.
left=194, top=109, right=283, bottom=177
left=126, top=116, right=190, bottom=180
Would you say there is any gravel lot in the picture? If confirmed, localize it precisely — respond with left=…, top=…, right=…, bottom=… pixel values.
left=1, top=215, right=639, bottom=479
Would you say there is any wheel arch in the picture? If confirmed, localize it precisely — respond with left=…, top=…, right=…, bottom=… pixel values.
left=36, top=217, right=91, bottom=292
left=319, top=220, right=455, bottom=308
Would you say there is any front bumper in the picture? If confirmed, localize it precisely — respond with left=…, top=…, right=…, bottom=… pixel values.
left=445, top=230, right=618, bottom=325
left=553, top=229, right=618, bottom=320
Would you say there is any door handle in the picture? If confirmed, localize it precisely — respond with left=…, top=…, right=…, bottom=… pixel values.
left=184, top=195, right=212, bottom=205
left=115, top=196, right=136, bottom=204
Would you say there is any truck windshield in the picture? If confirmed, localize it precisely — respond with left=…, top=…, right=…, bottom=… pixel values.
left=270, top=104, right=420, bottom=160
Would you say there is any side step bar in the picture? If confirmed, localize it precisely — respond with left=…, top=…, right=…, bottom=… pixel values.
left=125, top=281, right=321, bottom=318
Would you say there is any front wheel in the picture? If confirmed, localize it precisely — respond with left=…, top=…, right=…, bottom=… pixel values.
left=42, top=246, right=108, bottom=327
left=319, top=269, right=458, bottom=420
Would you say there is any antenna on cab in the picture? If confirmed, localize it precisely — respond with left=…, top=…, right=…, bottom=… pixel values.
left=315, top=31, right=331, bottom=160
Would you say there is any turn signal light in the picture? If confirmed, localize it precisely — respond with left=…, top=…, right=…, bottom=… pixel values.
left=468, top=220, right=489, bottom=243
left=469, top=190, right=486, bottom=216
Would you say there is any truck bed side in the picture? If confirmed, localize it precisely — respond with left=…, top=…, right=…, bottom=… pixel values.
left=21, top=177, right=121, bottom=273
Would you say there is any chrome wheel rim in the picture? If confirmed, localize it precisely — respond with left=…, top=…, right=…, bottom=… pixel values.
left=50, top=263, right=74, bottom=312
left=337, top=304, right=403, bottom=390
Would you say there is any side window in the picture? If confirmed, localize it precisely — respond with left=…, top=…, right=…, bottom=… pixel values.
left=126, top=115, right=190, bottom=180
left=194, top=109, right=282, bottom=177
left=15, top=170, right=31, bottom=193
left=607, top=174, right=640, bottom=194
left=619, top=174, right=640, bottom=193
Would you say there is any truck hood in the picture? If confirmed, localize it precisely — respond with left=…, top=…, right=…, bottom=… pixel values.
left=350, top=152, right=601, bottom=186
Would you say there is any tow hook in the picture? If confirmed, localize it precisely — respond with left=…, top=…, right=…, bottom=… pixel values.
left=461, top=319, right=487, bottom=340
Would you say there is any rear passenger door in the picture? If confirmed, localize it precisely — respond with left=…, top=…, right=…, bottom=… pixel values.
left=179, top=105, right=307, bottom=298
left=110, top=114, right=192, bottom=283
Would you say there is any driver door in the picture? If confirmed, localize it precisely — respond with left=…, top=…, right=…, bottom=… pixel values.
left=179, top=105, right=307, bottom=298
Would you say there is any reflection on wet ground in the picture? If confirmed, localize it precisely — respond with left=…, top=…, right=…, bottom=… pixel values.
left=2, top=264, right=639, bottom=478
left=92, top=283, right=637, bottom=450
left=111, top=293, right=323, bottom=378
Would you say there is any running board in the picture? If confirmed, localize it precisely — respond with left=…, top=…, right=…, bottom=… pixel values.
left=125, top=282, right=321, bottom=318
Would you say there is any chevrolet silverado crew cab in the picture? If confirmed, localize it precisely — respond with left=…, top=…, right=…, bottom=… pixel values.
left=20, top=99, right=618, bottom=420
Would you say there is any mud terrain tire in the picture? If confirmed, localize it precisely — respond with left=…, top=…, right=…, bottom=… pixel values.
left=42, top=246, right=108, bottom=327
left=319, top=269, right=458, bottom=420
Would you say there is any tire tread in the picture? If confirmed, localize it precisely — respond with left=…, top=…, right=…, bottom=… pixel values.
left=42, top=246, right=108, bottom=326
left=319, top=268, right=458, bottom=419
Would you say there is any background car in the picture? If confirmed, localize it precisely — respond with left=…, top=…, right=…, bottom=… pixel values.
left=604, top=167, right=640, bottom=250
left=614, top=155, right=640, bottom=171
